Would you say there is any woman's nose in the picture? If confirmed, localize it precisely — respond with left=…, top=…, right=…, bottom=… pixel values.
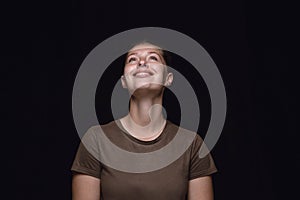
left=138, top=59, right=147, bottom=67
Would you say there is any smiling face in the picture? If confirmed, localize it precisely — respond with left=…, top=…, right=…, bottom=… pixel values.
left=121, top=43, right=173, bottom=96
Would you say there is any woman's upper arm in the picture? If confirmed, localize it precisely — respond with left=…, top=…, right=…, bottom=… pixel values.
left=188, top=176, right=214, bottom=200
left=72, top=174, right=101, bottom=200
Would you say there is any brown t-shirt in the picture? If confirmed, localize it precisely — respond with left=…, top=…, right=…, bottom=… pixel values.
left=71, top=120, right=217, bottom=200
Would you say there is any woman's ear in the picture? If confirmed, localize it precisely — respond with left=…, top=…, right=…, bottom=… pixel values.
left=121, top=75, right=127, bottom=88
left=164, top=72, right=173, bottom=86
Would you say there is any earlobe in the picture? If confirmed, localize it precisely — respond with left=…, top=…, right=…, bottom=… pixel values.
left=165, top=72, right=173, bottom=87
left=121, top=75, right=127, bottom=88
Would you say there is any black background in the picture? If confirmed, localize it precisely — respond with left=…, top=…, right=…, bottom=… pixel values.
left=3, top=0, right=298, bottom=199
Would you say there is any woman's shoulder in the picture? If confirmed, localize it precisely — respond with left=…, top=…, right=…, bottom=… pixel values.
left=86, top=120, right=119, bottom=133
left=166, top=121, right=201, bottom=140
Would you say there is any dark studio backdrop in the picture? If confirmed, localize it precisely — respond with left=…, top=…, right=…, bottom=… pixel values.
left=3, top=0, right=298, bottom=199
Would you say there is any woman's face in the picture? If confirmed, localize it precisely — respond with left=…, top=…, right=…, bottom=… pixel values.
left=121, top=43, right=173, bottom=95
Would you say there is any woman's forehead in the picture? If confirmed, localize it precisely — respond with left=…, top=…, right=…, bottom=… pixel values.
left=128, top=43, right=162, bottom=53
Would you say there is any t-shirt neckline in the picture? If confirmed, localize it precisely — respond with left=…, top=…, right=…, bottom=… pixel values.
left=115, top=119, right=170, bottom=145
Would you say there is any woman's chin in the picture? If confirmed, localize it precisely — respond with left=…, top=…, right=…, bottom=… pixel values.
left=130, top=84, right=164, bottom=97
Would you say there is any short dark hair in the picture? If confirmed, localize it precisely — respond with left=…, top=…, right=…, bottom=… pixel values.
left=161, top=49, right=172, bottom=67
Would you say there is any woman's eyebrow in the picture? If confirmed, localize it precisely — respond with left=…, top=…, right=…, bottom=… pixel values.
left=148, top=51, right=161, bottom=55
left=127, top=50, right=162, bottom=57
left=127, top=52, right=137, bottom=57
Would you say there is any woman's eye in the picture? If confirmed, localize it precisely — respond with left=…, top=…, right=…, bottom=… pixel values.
left=149, top=56, right=158, bottom=61
left=128, top=57, right=137, bottom=63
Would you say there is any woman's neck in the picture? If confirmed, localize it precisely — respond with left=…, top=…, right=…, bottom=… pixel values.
left=120, top=96, right=167, bottom=141
left=130, top=96, right=163, bottom=125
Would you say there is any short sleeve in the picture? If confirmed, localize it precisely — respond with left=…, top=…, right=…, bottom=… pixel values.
left=71, top=127, right=102, bottom=179
left=189, top=134, right=218, bottom=180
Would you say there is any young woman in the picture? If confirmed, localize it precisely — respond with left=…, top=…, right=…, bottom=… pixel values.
left=71, top=42, right=217, bottom=200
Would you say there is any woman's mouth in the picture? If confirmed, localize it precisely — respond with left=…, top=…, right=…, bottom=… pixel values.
left=133, top=70, right=154, bottom=78
left=135, top=72, right=152, bottom=78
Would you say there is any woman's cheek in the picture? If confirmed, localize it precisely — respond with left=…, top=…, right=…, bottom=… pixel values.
left=123, top=67, right=130, bottom=75
left=124, top=64, right=135, bottom=74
